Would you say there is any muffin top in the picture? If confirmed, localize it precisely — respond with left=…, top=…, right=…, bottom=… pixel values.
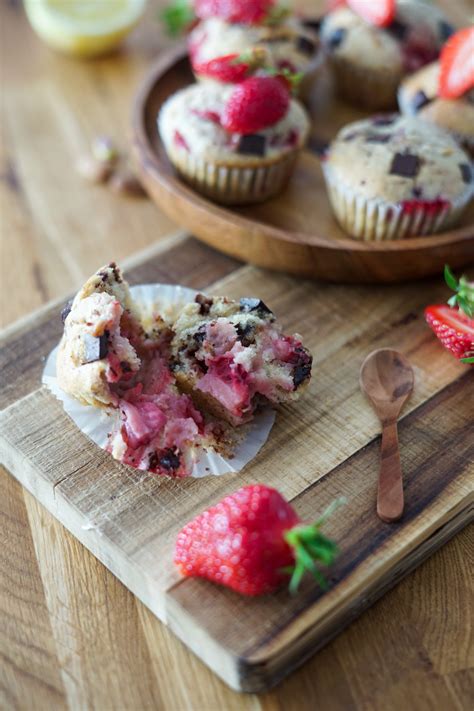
left=324, top=115, right=473, bottom=205
left=321, top=1, right=452, bottom=75
left=398, top=61, right=474, bottom=139
left=189, top=16, right=321, bottom=76
left=158, top=82, right=309, bottom=164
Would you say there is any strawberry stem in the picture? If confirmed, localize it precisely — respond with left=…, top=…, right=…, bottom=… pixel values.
left=161, top=0, right=195, bottom=36
left=444, top=264, right=474, bottom=318
left=283, top=497, right=346, bottom=595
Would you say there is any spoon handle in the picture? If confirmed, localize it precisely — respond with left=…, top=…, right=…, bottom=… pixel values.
left=377, top=420, right=404, bottom=523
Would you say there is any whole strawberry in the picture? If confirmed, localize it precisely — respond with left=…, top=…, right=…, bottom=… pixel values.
left=175, top=484, right=342, bottom=596
left=425, top=265, right=474, bottom=364
left=221, top=75, right=290, bottom=134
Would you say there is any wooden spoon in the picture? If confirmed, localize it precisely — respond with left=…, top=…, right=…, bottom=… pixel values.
left=359, top=349, right=415, bottom=523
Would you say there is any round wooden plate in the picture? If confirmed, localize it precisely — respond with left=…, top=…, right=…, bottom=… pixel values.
left=132, top=45, right=474, bottom=283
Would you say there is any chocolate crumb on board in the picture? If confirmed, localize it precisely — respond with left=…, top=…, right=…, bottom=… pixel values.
left=82, top=332, right=109, bottom=363
left=390, top=152, right=421, bottom=178
left=237, top=134, right=267, bottom=157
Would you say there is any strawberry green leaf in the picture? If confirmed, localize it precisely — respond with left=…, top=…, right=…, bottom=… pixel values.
left=161, top=0, right=195, bottom=36
left=444, top=264, right=459, bottom=291
left=460, top=356, right=474, bottom=363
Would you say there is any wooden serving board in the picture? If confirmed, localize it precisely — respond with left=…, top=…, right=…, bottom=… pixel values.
left=0, top=235, right=472, bottom=692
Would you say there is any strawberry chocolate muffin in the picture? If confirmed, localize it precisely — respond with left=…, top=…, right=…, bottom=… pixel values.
left=57, top=264, right=207, bottom=477
left=158, top=75, right=309, bottom=205
left=398, top=27, right=474, bottom=157
left=188, top=13, right=323, bottom=101
left=321, top=115, right=473, bottom=241
left=170, top=293, right=312, bottom=426
left=321, top=0, right=454, bottom=110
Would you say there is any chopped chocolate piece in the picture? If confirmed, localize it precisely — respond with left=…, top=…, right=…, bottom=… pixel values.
left=387, top=19, right=408, bottom=41
left=235, top=322, right=255, bottom=347
left=158, top=448, right=181, bottom=471
left=239, top=297, right=273, bottom=316
left=342, top=131, right=359, bottom=142
left=303, top=18, right=322, bottom=33
left=459, top=163, right=472, bottom=183
left=412, top=186, right=423, bottom=198
left=237, top=134, right=266, bottom=157
left=308, top=135, right=329, bottom=157
left=293, top=362, right=312, bottom=388
left=193, top=325, right=207, bottom=344
left=389, top=152, right=421, bottom=178
left=82, top=332, right=109, bottom=363
left=439, top=20, right=454, bottom=42
left=297, top=36, right=316, bottom=55
left=119, top=361, right=132, bottom=373
left=195, top=293, right=213, bottom=315
left=365, top=133, right=391, bottom=144
left=60, top=300, right=73, bottom=323
left=412, top=90, right=432, bottom=112
left=372, top=115, right=397, bottom=126
left=327, top=27, right=346, bottom=50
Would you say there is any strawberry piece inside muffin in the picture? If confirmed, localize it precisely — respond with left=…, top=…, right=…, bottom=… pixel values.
left=171, top=294, right=312, bottom=425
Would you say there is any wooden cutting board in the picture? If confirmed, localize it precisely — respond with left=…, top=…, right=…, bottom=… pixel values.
left=0, top=235, right=472, bottom=692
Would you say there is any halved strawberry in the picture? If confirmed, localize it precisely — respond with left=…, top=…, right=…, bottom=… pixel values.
left=425, top=265, right=474, bottom=363
left=438, top=27, right=474, bottom=99
left=347, top=0, right=395, bottom=28
left=192, top=49, right=266, bottom=83
left=425, top=305, right=474, bottom=361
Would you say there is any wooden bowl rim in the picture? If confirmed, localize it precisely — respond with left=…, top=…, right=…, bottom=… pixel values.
left=132, top=44, right=474, bottom=255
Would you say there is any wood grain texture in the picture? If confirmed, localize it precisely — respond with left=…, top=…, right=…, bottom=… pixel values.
left=1, top=249, right=473, bottom=691
left=1, top=0, right=474, bottom=708
left=133, top=49, right=474, bottom=283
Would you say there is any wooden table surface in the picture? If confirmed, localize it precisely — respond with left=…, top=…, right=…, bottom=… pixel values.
left=1, top=1, right=472, bottom=709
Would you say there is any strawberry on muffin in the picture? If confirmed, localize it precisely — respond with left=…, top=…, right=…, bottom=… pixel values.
left=398, top=27, right=474, bottom=157
left=158, top=73, right=310, bottom=204
left=321, top=0, right=455, bottom=109
left=164, top=0, right=324, bottom=100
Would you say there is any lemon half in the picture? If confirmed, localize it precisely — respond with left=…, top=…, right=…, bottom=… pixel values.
left=24, top=0, right=147, bottom=58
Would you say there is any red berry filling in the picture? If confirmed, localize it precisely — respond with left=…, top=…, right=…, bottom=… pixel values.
left=399, top=198, right=450, bottom=215
left=173, top=130, right=189, bottom=151
left=191, top=108, right=222, bottom=124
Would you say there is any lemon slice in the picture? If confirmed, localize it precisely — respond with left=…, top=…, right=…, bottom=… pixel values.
left=24, top=0, right=147, bottom=58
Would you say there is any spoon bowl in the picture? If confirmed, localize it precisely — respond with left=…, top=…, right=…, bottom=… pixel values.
left=360, top=349, right=415, bottom=523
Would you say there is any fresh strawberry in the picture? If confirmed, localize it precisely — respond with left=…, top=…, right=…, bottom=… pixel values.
left=438, top=27, right=474, bottom=99
left=192, top=53, right=251, bottom=82
left=221, top=75, right=290, bottom=134
left=175, top=484, right=342, bottom=596
left=347, top=0, right=395, bottom=28
left=424, top=266, right=474, bottom=364
left=192, top=48, right=266, bottom=83
left=195, top=0, right=276, bottom=25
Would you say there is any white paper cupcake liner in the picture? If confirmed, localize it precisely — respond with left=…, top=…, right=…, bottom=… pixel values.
left=166, top=145, right=299, bottom=205
left=322, top=164, right=473, bottom=242
left=42, top=284, right=275, bottom=478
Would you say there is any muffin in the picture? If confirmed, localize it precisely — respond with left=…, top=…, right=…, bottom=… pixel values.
left=188, top=15, right=324, bottom=101
left=171, top=293, right=312, bottom=426
left=398, top=26, right=474, bottom=157
left=321, top=0, right=454, bottom=110
left=321, top=115, right=473, bottom=241
left=158, top=76, right=310, bottom=205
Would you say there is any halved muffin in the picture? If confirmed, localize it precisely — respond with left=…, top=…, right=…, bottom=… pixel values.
left=171, top=294, right=312, bottom=426
left=57, top=263, right=205, bottom=477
